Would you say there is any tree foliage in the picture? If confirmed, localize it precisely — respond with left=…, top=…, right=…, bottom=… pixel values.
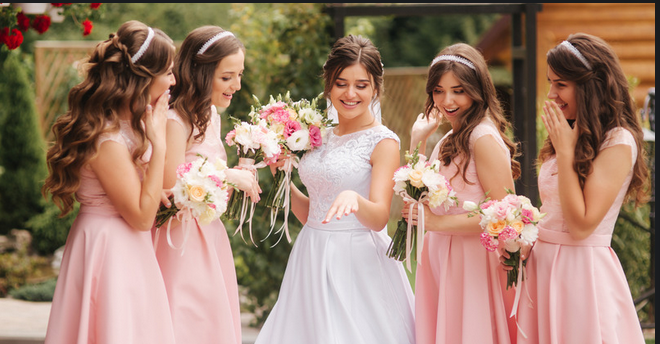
left=0, top=50, right=47, bottom=234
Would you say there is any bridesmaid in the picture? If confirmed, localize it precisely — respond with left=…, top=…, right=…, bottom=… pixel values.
left=511, top=33, right=648, bottom=343
left=405, top=43, right=521, bottom=344
left=254, top=34, right=415, bottom=344
left=152, top=26, right=260, bottom=344
left=42, top=20, right=176, bottom=344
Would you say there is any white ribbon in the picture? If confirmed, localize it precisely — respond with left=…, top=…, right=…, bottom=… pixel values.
left=266, top=155, right=299, bottom=247
left=400, top=190, right=429, bottom=271
left=510, top=253, right=533, bottom=339
left=153, top=207, right=195, bottom=257
left=233, top=158, right=266, bottom=246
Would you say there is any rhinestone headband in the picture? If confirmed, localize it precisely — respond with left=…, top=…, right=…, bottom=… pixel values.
left=198, top=31, right=234, bottom=55
left=560, top=40, right=592, bottom=70
left=431, top=55, right=476, bottom=70
left=130, top=27, right=154, bottom=64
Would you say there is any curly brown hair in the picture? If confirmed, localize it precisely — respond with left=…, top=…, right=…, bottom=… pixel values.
left=170, top=26, right=245, bottom=142
left=43, top=20, right=175, bottom=216
left=539, top=33, right=649, bottom=206
left=424, top=43, right=521, bottom=184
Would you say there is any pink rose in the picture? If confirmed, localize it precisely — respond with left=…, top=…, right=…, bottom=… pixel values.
left=283, top=120, right=301, bottom=138
left=308, top=125, right=322, bottom=148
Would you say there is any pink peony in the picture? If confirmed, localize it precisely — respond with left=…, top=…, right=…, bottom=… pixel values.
left=283, top=120, right=301, bottom=138
left=480, top=232, right=498, bottom=252
left=521, top=208, right=534, bottom=224
left=176, top=162, right=192, bottom=177
left=308, top=125, right=322, bottom=147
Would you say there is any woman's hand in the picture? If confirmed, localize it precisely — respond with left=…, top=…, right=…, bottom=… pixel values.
left=541, top=100, right=578, bottom=156
left=497, top=242, right=533, bottom=271
left=225, top=168, right=262, bottom=202
left=323, top=190, right=360, bottom=223
left=411, top=110, right=441, bottom=140
left=269, top=150, right=291, bottom=176
left=400, top=200, right=430, bottom=226
left=144, top=89, right=170, bottom=149
left=160, top=190, right=172, bottom=208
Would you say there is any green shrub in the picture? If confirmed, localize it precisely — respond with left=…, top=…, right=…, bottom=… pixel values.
left=9, top=277, right=57, bottom=302
left=0, top=50, right=47, bottom=234
left=0, top=251, right=50, bottom=297
left=27, top=201, right=78, bottom=255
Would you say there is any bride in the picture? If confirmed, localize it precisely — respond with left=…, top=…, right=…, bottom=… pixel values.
left=254, top=34, right=415, bottom=344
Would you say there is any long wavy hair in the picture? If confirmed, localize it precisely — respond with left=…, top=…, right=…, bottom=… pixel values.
left=43, top=20, right=175, bottom=216
left=539, top=33, right=649, bottom=206
left=322, top=34, right=384, bottom=106
left=424, top=43, right=521, bottom=184
left=170, top=26, right=245, bottom=142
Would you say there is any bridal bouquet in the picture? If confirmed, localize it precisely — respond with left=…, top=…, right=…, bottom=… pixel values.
left=155, top=155, right=231, bottom=228
left=387, top=144, right=457, bottom=270
left=463, top=190, right=545, bottom=289
left=225, top=118, right=281, bottom=244
left=249, top=92, right=332, bottom=245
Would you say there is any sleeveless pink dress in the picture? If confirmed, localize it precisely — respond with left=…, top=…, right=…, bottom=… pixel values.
left=517, top=127, right=645, bottom=343
left=45, top=121, right=176, bottom=344
left=415, top=118, right=515, bottom=344
left=151, top=106, right=241, bottom=344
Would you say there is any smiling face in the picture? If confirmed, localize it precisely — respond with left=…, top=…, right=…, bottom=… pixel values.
left=546, top=66, right=578, bottom=120
left=211, top=49, right=244, bottom=108
left=329, top=63, right=375, bottom=122
left=149, top=62, right=175, bottom=106
left=432, top=70, right=474, bottom=127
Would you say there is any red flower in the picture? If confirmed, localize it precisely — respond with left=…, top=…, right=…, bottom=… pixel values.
left=1, top=27, right=24, bottom=50
left=90, top=3, right=102, bottom=9
left=82, top=19, right=93, bottom=36
left=16, top=12, right=30, bottom=32
left=32, top=15, right=52, bottom=34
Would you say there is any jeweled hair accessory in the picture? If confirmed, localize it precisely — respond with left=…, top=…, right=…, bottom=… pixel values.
left=198, top=31, right=234, bottom=55
left=560, top=40, right=592, bottom=70
left=131, top=27, right=154, bottom=64
left=431, top=54, right=476, bottom=70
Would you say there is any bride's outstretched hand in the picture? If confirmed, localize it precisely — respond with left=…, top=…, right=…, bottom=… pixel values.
left=323, top=190, right=359, bottom=223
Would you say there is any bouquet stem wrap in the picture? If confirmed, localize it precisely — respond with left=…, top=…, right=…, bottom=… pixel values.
left=263, top=155, right=298, bottom=246
left=508, top=252, right=532, bottom=339
left=153, top=208, right=194, bottom=257
left=388, top=190, right=428, bottom=271
left=228, top=158, right=265, bottom=246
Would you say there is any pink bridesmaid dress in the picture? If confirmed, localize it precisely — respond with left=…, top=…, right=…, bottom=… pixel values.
left=415, top=118, right=515, bottom=344
left=45, top=121, right=176, bottom=344
left=152, top=106, right=241, bottom=344
left=517, top=127, right=645, bottom=343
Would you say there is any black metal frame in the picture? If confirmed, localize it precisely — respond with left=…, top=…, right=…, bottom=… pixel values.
left=325, top=3, right=542, bottom=204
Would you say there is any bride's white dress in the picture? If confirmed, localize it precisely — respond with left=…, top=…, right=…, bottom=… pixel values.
left=254, top=125, right=416, bottom=344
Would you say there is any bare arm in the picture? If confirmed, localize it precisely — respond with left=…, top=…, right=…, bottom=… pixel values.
left=323, top=138, right=399, bottom=231
left=91, top=94, right=169, bottom=231
left=543, top=101, right=632, bottom=239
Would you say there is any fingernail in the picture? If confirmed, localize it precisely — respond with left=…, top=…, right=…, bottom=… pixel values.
left=146, top=105, right=153, bottom=111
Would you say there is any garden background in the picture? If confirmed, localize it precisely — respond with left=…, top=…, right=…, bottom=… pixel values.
left=0, top=2, right=654, bottom=338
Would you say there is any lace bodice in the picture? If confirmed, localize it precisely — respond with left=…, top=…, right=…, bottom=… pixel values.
left=428, top=118, right=510, bottom=217
left=298, top=125, right=400, bottom=228
left=167, top=106, right=228, bottom=163
left=537, top=127, right=637, bottom=236
left=77, top=120, right=151, bottom=214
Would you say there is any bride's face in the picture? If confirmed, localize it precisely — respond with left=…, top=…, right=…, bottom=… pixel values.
left=329, top=63, right=375, bottom=121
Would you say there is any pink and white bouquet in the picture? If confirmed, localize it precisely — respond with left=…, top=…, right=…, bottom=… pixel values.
left=249, top=92, right=333, bottom=245
left=154, top=155, right=231, bottom=253
left=387, top=144, right=458, bottom=270
left=463, top=190, right=545, bottom=289
left=225, top=118, right=281, bottom=244
left=155, top=155, right=231, bottom=228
